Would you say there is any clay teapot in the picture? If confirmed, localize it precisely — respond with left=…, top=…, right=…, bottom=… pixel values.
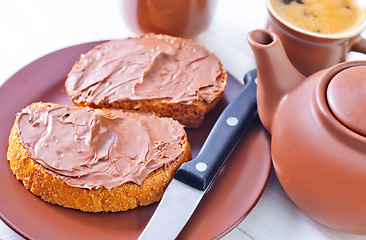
left=247, top=29, right=366, bottom=234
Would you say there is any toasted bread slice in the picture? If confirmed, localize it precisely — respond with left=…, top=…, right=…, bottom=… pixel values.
left=7, top=102, right=191, bottom=212
left=65, top=33, right=227, bottom=128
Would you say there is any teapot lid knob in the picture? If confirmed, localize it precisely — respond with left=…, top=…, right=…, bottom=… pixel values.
left=327, top=66, right=366, bottom=137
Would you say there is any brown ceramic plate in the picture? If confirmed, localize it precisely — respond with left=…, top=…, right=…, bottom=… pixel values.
left=0, top=41, right=271, bottom=240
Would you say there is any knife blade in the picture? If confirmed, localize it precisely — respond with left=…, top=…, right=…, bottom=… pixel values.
left=138, top=69, right=258, bottom=240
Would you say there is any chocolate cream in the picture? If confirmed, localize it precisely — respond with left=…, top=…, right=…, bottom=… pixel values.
left=16, top=104, right=187, bottom=190
left=66, top=33, right=224, bottom=105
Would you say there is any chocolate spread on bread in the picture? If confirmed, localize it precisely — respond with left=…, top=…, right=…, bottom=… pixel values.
left=65, top=33, right=223, bottom=106
left=16, top=104, right=186, bottom=190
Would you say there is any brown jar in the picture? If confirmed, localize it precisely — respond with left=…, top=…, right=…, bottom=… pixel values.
left=120, top=0, right=218, bottom=38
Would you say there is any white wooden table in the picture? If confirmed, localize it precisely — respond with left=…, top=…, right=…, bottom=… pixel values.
left=0, top=1, right=366, bottom=239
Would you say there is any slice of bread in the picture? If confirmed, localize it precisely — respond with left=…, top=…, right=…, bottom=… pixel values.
left=7, top=102, right=191, bottom=212
left=65, top=33, right=227, bottom=128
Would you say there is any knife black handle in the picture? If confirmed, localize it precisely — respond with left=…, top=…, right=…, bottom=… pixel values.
left=174, top=69, right=258, bottom=191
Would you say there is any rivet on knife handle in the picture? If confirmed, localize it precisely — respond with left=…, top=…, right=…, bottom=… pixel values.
left=174, top=69, right=258, bottom=191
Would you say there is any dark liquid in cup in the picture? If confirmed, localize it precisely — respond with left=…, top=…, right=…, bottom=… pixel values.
left=271, top=0, right=364, bottom=34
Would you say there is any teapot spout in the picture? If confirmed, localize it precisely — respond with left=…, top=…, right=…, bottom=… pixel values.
left=247, top=29, right=305, bottom=133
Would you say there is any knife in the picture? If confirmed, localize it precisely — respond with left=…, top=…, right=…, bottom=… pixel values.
left=138, top=69, right=258, bottom=240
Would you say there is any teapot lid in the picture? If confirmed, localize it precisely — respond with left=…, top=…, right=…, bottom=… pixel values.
left=327, top=66, right=366, bottom=137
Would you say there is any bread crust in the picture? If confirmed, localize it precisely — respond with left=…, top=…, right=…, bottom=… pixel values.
left=7, top=102, right=191, bottom=212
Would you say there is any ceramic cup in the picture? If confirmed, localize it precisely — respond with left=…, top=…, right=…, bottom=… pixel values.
left=120, top=0, right=218, bottom=39
left=266, top=0, right=366, bottom=76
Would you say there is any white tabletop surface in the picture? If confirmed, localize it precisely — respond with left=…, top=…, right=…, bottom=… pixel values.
left=1, top=0, right=366, bottom=239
